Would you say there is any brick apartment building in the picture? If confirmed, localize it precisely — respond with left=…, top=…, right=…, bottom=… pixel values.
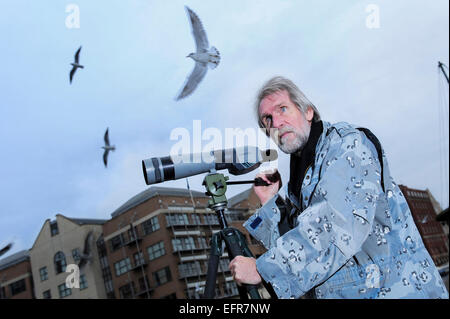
left=399, top=185, right=449, bottom=266
left=0, top=250, right=34, bottom=299
left=101, top=186, right=268, bottom=299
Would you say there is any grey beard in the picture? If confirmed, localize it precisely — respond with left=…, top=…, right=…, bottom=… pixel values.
left=279, top=131, right=309, bottom=154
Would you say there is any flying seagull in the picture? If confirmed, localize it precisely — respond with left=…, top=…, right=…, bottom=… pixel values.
left=175, top=6, right=221, bottom=101
left=0, top=242, right=13, bottom=257
left=69, top=46, right=84, bottom=84
left=78, top=231, right=94, bottom=269
left=102, top=127, right=116, bottom=167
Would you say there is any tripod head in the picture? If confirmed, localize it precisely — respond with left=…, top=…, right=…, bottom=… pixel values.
left=202, top=173, right=230, bottom=228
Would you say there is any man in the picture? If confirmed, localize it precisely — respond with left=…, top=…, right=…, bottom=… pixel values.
left=228, top=76, right=449, bottom=299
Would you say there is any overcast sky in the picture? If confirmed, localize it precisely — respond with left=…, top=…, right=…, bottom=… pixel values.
left=0, top=0, right=448, bottom=258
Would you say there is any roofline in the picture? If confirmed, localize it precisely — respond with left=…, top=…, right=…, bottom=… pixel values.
left=111, top=186, right=208, bottom=218
left=0, top=250, right=30, bottom=271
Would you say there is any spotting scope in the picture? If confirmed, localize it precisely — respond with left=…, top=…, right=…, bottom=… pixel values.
left=142, top=146, right=277, bottom=185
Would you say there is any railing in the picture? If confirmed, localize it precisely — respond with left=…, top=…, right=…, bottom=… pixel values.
left=172, top=244, right=209, bottom=253
left=130, top=261, right=148, bottom=272
left=123, top=236, right=142, bottom=247
left=178, top=269, right=207, bottom=279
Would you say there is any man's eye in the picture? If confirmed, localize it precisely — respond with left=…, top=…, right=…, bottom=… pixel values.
left=280, top=106, right=287, bottom=112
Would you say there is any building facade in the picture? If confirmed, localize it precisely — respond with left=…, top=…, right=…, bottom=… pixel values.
left=0, top=250, right=34, bottom=299
left=102, top=186, right=268, bottom=299
left=399, top=185, right=449, bottom=266
left=29, top=214, right=108, bottom=299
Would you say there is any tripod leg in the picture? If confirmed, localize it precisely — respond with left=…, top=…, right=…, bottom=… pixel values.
left=202, top=233, right=222, bottom=299
left=222, top=228, right=261, bottom=299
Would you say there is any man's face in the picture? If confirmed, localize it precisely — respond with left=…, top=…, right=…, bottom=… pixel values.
left=259, top=90, right=313, bottom=154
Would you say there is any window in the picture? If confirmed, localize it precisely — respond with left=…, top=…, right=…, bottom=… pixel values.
left=9, top=279, right=26, bottom=296
left=39, top=266, right=48, bottom=281
left=134, top=252, right=145, bottom=266
left=97, top=236, right=107, bottom=257
left=110, top=234, right=124, bottom=252
left=147, top=241, right=165, bottom=260
left=100, top=256, right=108, bottom=268
left=119, top=282, right=135, bottom=299
left=50, top=221, right=59, bottom=236
left=54, top=251, right=67, bottom=274
left=142, top=216, right=160, bottom=235
left=128, top=226, right=139, bottom=241
left=79, top=274, right=88, bottom=290
left=178, top=261, right=202, bottom=277
left=166, top=214, right=189, bottom=226
left=191, top=214, right=201, bottom=225
left=224, top=281, right=238, bottom=296
left=172, top=237, right=195, bottom=252
left=114, top=258, right=131, bottom=276
left=58, top=283, right=72, bottom=298
left=72, top=248, right=81, bottom=263
left=101, top=267, right=114, bottom=294
left=153, top=267, right=172, bottom=286
left=138, top=276, right=150, bottom=292
left=198, top=237, right=208, bottom=249
left=205, top=214, right=219, bottom=225
left=42, top=290, right=51, bottom=299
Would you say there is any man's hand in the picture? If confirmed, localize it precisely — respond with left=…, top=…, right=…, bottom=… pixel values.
left=254, top=170, right=282, bottom=205
left=229, top=256, right=262, bottom=286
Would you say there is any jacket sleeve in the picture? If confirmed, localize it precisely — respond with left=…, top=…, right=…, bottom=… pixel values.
left=243, top=194, right=282, bottom=250
left=250, top=131, right=383, bottom=298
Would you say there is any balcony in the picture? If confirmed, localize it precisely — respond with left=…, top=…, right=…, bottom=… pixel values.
left=173, top=245, right=210, bottom=253
left=131, top=261, right=148, bottom=272
left=123, top=236, right=142, bottom=247
left=135, top=287, right=153, bottom=298
left=178, top=269, right=207, bottom=279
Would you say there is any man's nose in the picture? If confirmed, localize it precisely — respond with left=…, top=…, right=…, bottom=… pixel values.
left=271, top=114, right=284, bottom=129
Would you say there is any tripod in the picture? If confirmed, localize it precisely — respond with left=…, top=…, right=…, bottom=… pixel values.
left=201, top=172, right=262, bottom=299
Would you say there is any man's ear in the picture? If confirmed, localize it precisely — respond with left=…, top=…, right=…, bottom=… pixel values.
left=306, top=106, right=314, bottom=122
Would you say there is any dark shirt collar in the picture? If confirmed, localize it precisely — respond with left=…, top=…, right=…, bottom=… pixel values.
left=296, top=119, right=323, bottom=160
left=288, top=120, right=323, bottom=199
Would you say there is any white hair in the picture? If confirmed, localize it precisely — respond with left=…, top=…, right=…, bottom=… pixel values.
left=255, top=76, right=321, bottom=131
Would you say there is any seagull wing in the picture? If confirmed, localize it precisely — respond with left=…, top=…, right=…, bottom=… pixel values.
left=0, top=243, right=12, bottom=257
left=74, top=46, right=82, bottom=64
left=78, top=232, right=94, bottom=269
left=185, top=6, right=209, bottom=52
left=175, top=62, right=208, bottom=101
left=103, top=149, right=109, bottom=167
left=83, top=231, right=94, bottom=256
left=104, top=128, right=110, bottom=146
left=69, top=66, right=77, bottom=84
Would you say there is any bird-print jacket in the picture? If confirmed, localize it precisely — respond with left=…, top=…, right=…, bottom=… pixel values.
left=244, top=121, right=449, bottom=299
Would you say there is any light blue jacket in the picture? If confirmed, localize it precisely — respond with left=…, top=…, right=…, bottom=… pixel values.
left=244, top=121, right=449, bottom=299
